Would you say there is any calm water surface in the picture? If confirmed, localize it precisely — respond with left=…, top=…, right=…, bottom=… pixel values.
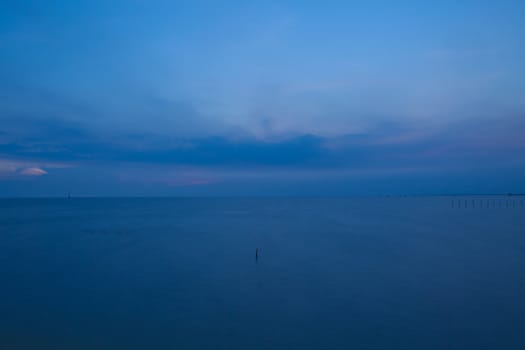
left=1, top=197, right=524, bottom=349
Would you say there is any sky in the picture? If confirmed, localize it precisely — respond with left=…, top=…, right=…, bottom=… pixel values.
left=1, top=0, right=524, bottom=196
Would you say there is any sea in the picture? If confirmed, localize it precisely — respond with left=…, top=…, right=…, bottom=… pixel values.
left=0, top=196, right=524, bottom=349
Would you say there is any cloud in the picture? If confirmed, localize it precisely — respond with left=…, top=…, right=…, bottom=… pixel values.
left=0, top=78, right=524, bottom=195
left=0, top=159, right=69, bottom=179
left=1, top=113, right=524, bottom=174
left=19, top=167, right=47, bottom=176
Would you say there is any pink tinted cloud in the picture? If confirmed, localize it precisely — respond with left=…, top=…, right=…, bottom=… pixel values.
left=19, top=167, right=48, bottom=176
left=0, top=159, right=72, bottom=179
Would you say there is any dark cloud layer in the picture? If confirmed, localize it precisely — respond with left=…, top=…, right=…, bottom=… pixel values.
left=1, top=82, right=523, bottom=197
left=1, top=111, right=523, bottom=170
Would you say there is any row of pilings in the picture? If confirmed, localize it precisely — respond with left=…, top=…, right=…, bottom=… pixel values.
left=451, top=198, right=524, bottom=208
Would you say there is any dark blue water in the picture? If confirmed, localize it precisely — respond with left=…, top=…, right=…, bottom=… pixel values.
left=1, top=197, right=524, bottom=349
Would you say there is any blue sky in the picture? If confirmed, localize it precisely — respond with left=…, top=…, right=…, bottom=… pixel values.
left=1, top=0, right=524, bottom=196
